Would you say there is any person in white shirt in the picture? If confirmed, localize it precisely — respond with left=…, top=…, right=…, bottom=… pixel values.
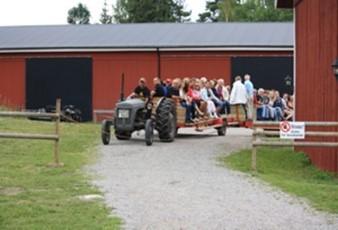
left=230, top=76, right=248, bottom=119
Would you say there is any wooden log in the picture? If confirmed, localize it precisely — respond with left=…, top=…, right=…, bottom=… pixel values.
left=254, top=130, right=338, bottom=137
left=0, top=132, right=59, bottom=140
left=254, top=121, right=338, bottom=127
left=0, top=111, right=59, bottom=119
left=253, top=141, right=338, bottom=147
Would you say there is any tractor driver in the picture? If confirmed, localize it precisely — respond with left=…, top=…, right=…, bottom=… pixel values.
left=129, top=77, right=150, bottom=99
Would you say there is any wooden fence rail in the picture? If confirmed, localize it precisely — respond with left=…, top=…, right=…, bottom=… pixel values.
left=0, top=99, right=63, bottom=167
left=252, top=121, right=338, bottom=172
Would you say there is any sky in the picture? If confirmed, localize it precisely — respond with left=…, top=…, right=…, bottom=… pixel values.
left=0, top=0, right=207, bottom=26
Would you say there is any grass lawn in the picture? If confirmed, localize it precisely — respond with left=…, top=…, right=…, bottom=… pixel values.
left=220, top=147, right=338, bottom=214
left=0, top=118, right=120, bottom=229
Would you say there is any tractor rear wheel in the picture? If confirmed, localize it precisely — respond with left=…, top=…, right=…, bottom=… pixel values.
left=156, top=99, right=176, bottom=142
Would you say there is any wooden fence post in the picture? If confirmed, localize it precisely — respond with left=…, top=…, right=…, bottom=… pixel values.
left=50, top=98, right=63, bottom=167
left=252, top=125, right=257, bottom=172
left=0, top=100, right=74, bottom=168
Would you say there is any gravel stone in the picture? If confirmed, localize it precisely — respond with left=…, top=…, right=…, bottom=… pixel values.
left=89, top=127, right=338, bottom=230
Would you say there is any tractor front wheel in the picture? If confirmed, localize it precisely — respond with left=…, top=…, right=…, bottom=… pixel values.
left=101, top=120, right=111, bottom=145
left=145, top=119, right=154, bottom=146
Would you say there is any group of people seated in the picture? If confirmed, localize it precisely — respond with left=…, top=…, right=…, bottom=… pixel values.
left=129, top=76, right=294, bottom=123
left=256, top=89, right=294, bottom=121
left=129, top=77, right=231, bottom=123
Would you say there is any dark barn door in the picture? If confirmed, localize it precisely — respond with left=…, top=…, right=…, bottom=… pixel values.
left=26, top=58, right=92, bottom=121
left=231, top=57, right=293, bottom=95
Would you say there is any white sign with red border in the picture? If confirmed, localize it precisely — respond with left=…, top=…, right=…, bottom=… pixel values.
left=280, top=121, right=305, bottom=139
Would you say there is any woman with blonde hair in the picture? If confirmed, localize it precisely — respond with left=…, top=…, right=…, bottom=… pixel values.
left=187, top=79, right=207, bottom=117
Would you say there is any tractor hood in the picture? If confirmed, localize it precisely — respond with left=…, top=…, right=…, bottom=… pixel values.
left=116, top=98, right=145, bottom=109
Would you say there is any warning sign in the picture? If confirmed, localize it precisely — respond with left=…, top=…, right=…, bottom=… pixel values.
left=280, top=121, right=305, bottom=139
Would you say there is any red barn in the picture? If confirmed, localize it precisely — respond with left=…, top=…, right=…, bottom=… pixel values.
left=277, top=0, right=338, bottom=172
left=0, top=23, right=293, bottom=121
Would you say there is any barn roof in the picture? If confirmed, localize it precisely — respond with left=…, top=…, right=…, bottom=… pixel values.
left=0, top=22, right=293, bottom=53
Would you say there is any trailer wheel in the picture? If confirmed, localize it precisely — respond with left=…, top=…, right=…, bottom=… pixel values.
left=156, top=99, right=176, bottom=142
left=145, top=119, right=154, bottom=146
left=217, top=123, right=227, bottom=136
left=101, top=120, right=111, bottom=145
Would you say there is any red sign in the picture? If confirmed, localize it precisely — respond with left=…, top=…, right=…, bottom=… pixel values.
left=280, top=121, right=291, bottom=132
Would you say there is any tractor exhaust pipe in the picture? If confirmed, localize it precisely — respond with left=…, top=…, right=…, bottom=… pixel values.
left=120, top=73, right=125, bottom=102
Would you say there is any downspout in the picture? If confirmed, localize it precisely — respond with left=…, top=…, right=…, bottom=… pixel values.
left=293, top=6, right=296, bottom=122
left=157, top=48, right=161, bottom=79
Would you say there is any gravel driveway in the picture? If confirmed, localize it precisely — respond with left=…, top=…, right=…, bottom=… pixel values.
left=89, top=128, right=338, bottom=230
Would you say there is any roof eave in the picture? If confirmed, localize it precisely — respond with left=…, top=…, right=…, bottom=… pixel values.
left=0, top=46, right=294, bottom=54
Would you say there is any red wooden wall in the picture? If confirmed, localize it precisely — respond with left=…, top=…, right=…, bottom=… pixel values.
left=0, top=57, right=25, bottom=108
left=161, top=52, right=231, bottom=84
left=92, top=52, right=158, bottom=110
left=0, top=50, right=292, bottom=119
left=93, top=51, right=291, bottom=110
left=295, top=0, right=338, bottom=172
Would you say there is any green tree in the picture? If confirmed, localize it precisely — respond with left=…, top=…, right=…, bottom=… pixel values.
left=100, top=0, right=112, bottom=24
left=113, top=0, right=129, bottom=23
left=198, top=1, right=219, bottom=22
left=219, top=0, right=237, bottom=22
left=198, top=0, right=293, bottom=22
left=67, top=3, right=91, bottom=24
left=174, top=0, right=192, bottom=22
left=113, top=0, right=191, bottom=23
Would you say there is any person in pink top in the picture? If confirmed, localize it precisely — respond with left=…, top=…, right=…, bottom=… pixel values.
left=187, top=79, right=207, bottom=117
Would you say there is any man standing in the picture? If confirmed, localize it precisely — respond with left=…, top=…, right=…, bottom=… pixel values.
left=230, top=76, right=247, bottom=105
left=244, top=74, right=254, bottom=120
left=230, top=76, right=248, bottom=119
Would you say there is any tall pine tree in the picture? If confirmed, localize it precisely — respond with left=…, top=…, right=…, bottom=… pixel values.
left=100, top=0, right=112, bottom=24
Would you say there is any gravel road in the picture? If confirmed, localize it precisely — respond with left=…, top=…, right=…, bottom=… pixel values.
left=89, top=128, right=338, bottom=230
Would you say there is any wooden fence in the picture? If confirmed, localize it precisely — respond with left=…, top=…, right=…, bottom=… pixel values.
left=0, top=99, right=63, bottom=167
left=252, top=121, right=338, bottom=172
